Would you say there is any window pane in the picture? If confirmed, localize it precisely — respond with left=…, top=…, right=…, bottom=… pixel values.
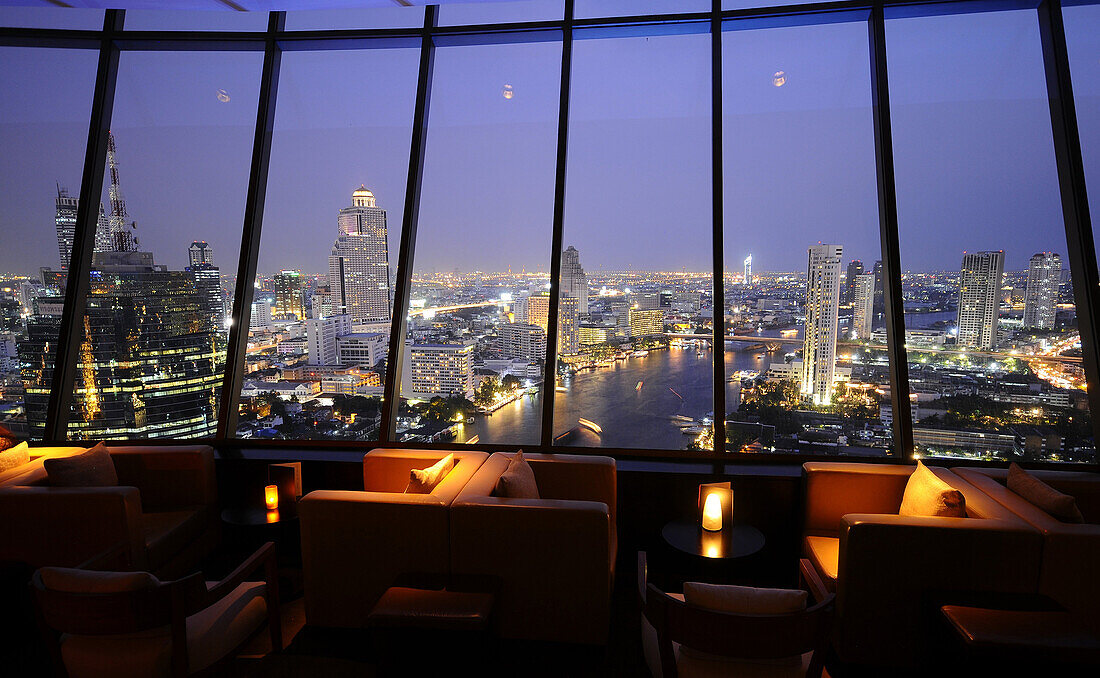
left=65, top=51, right=262, bottom=440
left=1062, top=3, right=1100, bottom=274
left=889, top=10, right=1094, bottom=463
left=399, top=39, right=561, bottom=446
left=553, top=30, right=712, bottom=451
left=576, top=1, right=708, bottom=18
left=722, top=20, right=890, bottom=457
left=439, top=0, right=563, bottom=25
left=0, top=7, right=103, bottom=30
left=1, top=47, right=98, bottom=440
left=241, top=48, right=419, bottom=442
left=285, top=6, right=424, bottom=31
left=123, top=10, right=269, bottom=32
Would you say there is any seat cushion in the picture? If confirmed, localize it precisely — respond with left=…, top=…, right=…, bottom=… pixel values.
left=367, top=585, right=495, bottom=632
left=140, top=508, right=211, bottom=572
left=803, top=536, right=838, bottom=592
left=59, top=581, right=266, bottom=678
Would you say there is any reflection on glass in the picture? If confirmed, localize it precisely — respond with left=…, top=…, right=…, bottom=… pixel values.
left=398, top=40, right=561, bottom=446
left=889, top=11, right=1093, bottom=463
left=241, top=48, right=419, bottom=442
left=1, top=48, right=98, bottom=440
left=554, top=30, right=712, bottom=451
left=722, top=20, right=886, bottom=457
left=64, top=51, right=262, bottom=440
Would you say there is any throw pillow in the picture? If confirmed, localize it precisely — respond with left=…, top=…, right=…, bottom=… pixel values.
left=899, top=461, right=967, bottom=518
left=44, top=442, right=118, bottom=487
left=1007, top=462, right=1084, bottom=523
left=493, top=450, right=539, bottom=499
left=0, top=441, right=30, bottom=473
left=683, top=582, right=807, bottom=615
left=405, top=453, right=455, bottom=494
left=0, top=423, right=19, bottom=452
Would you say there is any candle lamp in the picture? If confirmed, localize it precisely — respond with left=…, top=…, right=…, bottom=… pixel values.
left=264, top=484, right=279, bottom=510
left=698, top=482, right=734, bottom=533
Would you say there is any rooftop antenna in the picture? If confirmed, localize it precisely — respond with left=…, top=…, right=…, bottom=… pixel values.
left=106, top=131, right=138, bottom=251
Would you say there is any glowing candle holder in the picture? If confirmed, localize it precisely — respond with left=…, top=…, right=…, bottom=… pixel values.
left=698, top=482, right=734, bottom=533
left=702, top=492, right=723, bottom=531
left=265, top=484, right=278, bottom=510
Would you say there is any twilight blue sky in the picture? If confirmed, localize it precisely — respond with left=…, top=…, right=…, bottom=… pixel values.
left=1, top=3, right=1098, bottom=279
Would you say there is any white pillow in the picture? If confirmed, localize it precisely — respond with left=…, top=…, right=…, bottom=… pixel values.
left=404, top=453, right=455, bottom=494
left=0, top=441, right=30, bottom=473
left=683, top=582, right=807, bottom=615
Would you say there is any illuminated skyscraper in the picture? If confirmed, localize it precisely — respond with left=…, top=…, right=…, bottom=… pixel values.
left=329, top=186, right=392, bottom=323
left=558, top=295, right=579, bottom=355
left=186, top=242, right=223, bottom=331
left=845, top=259, right=863, bottom=305
left=1023, top=252, right=1061, bottom=330
left=55, top=186, right=110, bottom=271
left=405, top=343, right=474, bottom=397
left=802, top=244, right=843, bottom=405
left=852, top=272, right=875, bottom=340
left=274, top=270, right=305, bottom=320
left=629, top=308, right=665, bottom=338
left=956, top=250, right=1004, bottom=350
left=560, top=245, right=588, bottom=314
left=743, top=254, right=752, bottom=284
left=188, top=241, right=213, bottom=268
left=499, top=322, right=546, bottom=361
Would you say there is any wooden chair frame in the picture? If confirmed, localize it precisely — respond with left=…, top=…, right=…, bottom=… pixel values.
left=31, top=541, right=282, bottom=678
left=638, top=551, right=835, bottom=678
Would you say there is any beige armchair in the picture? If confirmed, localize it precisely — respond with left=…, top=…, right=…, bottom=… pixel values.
left=449, top=452, right=617, bottom=645
left=955, top=466, right=1100, bottom=634
left=801, top=462, right=1043, bottom=668
left=298, top=448, right=488, bottom=628
left=0, top=445, right=219, bottom=578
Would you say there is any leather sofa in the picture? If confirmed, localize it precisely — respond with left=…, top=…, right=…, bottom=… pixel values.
left=298, top=448, right=488, bottom=628
left=801, top=462, right=1043, bottom=668
left=450, top=452, right=617, bottom=645
left=0, top=445, right=219, bottom=578
left=955, top=466, right=1100, bottom=634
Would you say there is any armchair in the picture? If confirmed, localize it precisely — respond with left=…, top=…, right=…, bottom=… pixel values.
left=0, top=445, right=218, bottom=577
left=298, top=448, right=488, bottom=628
left=801, top=462, right=1043, bottom=668
left=449, top=452, right=617, bottom=645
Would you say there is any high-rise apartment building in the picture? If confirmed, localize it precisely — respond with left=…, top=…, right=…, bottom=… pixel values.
left=845, top=259, right=864, bottom=305
left=743, top=254, right=753, bottom=284
left=499, top=322, right=547, bottom=362
left=311, top=285, right=334, bottom=319
left=55, top=186, right=110, bottom=270
left=188, top=241, right=213, bottom=268
left=406, top=343, right=474, bottom=397
left=250, top=300, right=273, bottom=330
left=629, top=308, right=665, bottom=338
left=802, top=244, right=843, bottom=405
left=560, top=245, right=588, bottom=315
left=1023, top=252, right=1061, bottom=330
left=335, top=332, right=387, bottom=368
left=558, top=295, right=579, bottom=355
left=956, top=250, right=1004, bottom=350
left=274, top=270, right=305, bottom=320
left=306, top=313, right=353, bottom=366
left=329, top=186, right=392, bottom=323
left=852, top=272, right=875, bottom=340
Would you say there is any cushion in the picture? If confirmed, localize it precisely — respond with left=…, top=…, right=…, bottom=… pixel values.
left=0, top=423, right=19, bottom=452
left=44, top=442, right=118, bottom=488
left=368, top=586, right=495, bottom=632
left=40, top=567, right=159, bottom=593
left=1007, top=463, right=1084, bottom=523
left=802, top=536, right=838, bottom=591
left=492, top=451, right=539, bottom=499
left=899, top=461, right=966, bottom=518
left=0, top=441, right=30, bottom=473
left=683, top=582, right=807, bottom=615
left=405, top=453, right=454, bottom=494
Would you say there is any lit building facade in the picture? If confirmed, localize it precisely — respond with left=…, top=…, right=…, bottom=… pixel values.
left=743, top=254, right=752, bottom=284
left=845, top=259, right=863, bottom=305
left=560, top=245, right=588, bottom=314
left=306, top=313, right=353, bottom=365
left=55, top=186, right=110, bottom=271
left=329, top=186, right=392, bottom=323
left=558, top=295, right=579, bottom=355
left=274, top=269, right=305, bottom=320
left=802, top=244, right=843, bottom=405
left=188, top=241, right=213, bottom=268
left=1023, top=251, right=1061, bottom=330
left=499, top=322, right=546, bottom=362
left=956, top=250, right=1004, bottom=350
left=629, top=308, right=665, bottom=338
left=335, top=332, right=387, bottom=368
left=406, top=343, right=474, bottom=398
left=852, top=272, right=875, bottom=340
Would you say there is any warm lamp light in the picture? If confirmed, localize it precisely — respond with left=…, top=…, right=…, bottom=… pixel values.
left=702, top=492, right=723, bottom=531
left=265, top=484, right=278, bottom=510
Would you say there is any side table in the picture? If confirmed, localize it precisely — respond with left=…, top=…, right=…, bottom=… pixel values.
left=658, top=520, right=765, bottom=587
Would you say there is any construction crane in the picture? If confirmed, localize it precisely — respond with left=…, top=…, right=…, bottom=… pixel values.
left=106, top=131, right=138, bottom=252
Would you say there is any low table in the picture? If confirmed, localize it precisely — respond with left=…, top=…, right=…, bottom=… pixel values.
left=659, top=520, right=766, bottom=586
left=940, top=604, right=1100, bottom=669
left=221, top=506, right=301, bottom=569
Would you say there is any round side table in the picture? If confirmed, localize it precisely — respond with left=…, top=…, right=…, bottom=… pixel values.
left=659, top=520, right=766, bottom=586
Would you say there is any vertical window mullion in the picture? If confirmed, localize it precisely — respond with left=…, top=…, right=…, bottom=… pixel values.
left=711, top=0, right=727, bottom=461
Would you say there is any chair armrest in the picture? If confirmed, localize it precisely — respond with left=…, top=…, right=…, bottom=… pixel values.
left=203, top=541, right=277, bottom=606
left=802, top=463, right=912, bottom=537
left=109, top=446, right=216, bottom=512
left=0, top=486, right=146, bottom=569
left=800, top=557, right=831, bottom=606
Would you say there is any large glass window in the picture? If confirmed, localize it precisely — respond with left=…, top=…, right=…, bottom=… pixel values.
left=397, top=38, right=561, bottom=446
left=1062, top=3, right=1100, bottom=271
left=65, top=50, right=262, bottom=440
left=888, top=10, right=1093, bottom=463
left=0, top=47, right=98, bottom=440
left=240, top=47, right=420, bottom=442
left=553, top=28, right=712, bottom=451
left=722, top=19, right=889, bottom=457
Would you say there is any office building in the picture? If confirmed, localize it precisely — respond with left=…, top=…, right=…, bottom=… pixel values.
left=743, top=254, right=752, bottom=284
left=329, top=186, right=392, bottom=323
left=306, top=313, right=353, bottom=366
left=311, top=284, right=334, bottom=319
left=499, top=322, right=547, bottom=362
left=871, top=260, right=884, bottom=329
left=558, top=295, right=579, bottom=355
left=188, top=241, right=213, bottom=268
left=274, top=270, right=305, bottom=321
left=845, top=259, right=864, bottom=305
left=560, top=245, right=588, bottom=315
left=335, top=332, right=387, bottom=368
left=629, top=308, right=665, bottom=338
left=250, top=301, right=273, bottom=330
left=405, top=343, right=474, bottom=397
left=852, top=272, right=875, bottom=340
left=802, top=244, right=843, bottom=405
left=1023, top=252, right=1061, bottom=330
left=55, top=186, right=110, bottom=270
left=956, top=250, right=1005, bottom=350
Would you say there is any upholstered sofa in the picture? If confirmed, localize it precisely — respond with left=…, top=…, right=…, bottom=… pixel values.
left=0, top=445, right=219, bottom=578
left=801, top=462, right=1043, bottom=668
left=955, top=466, right=1100, bottom=634
left=449, top=452, right=617, bottom=645
left=298, top=448, right=488, bottom=628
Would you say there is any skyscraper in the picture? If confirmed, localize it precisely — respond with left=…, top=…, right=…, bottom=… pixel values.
left=628, top=308, right=664, bottom=338
left=306, top=313, right=353, bottom=366
left=1023, top=252, right=1061, bottom=330
left=845, top=259, right=864, bottom=305
left=186, top=241, right=223, bottom=330
left=329, top=186, right=392, bottom=323
left=405, top=343, right=474, bottom=397
left=956, top=250, right=1004, bottom=350
left=274, top=270, right=305, bottom=320
left=743, top=254, right=753, bottom=284
left=188, top=241, right=213, bottom=268
left=560, top=245, right=588, bottom=315
left=558, top=295, right=579, bottom=355
left=871, top=260, right=884, bottom=329
left=802, top=244, right=843, bottom=406
left=499, top=322, right=547, bottom=362
left=55, top=186, right=110, bottom=271
left=852, top=272, right=875, bottom=340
